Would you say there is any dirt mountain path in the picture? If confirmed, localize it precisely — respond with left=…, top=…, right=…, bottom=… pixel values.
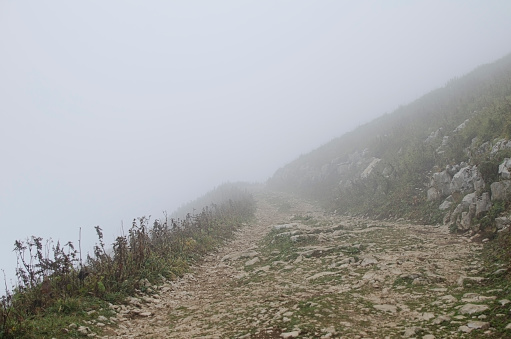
left=102, top=190, right=500, bottom=338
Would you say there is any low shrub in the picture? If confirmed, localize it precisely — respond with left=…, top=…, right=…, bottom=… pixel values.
left=0, top=185, right=256, bottom=338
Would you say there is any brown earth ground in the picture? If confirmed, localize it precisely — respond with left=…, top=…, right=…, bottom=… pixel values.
left=99, top=189, right=506, bottom=338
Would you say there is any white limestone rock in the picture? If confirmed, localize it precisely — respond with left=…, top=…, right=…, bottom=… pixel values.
left=458, top=303, right=489, bottom=315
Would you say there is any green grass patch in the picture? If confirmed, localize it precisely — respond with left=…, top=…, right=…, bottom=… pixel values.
left=1, top=186, right=256, bottom=338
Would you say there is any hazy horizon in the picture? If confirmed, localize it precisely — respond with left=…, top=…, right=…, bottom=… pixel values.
left=2, top=1, right=511, bottom=283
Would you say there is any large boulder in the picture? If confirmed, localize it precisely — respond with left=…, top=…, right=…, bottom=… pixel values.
left=439, top=195, right=453, bottom=210
left=450, top=166, right=484, bottom=195
left=473, top=170, right=486, bottom=192
left=451, top=193, right=480, bottom=231
left=361, top=158, right=382, bottom=179
left=461, top=192, right=476, bottom=208
left=446, top=164, right=461, bottom=176
left=491, top=180, right=511, bottom=201
left=427, top=188, right=441, bottom=201
left=477, top=141, right=492, bottom=155
left=475, top=193, right=492, bottom=217
left=451, top=203, right=464, bottom=224
left=491, top=139, right=511, bottom=155
left=495, top=217, right=511, bottom=230
left=453, top=119, right=470, bottom=133
left=430, top=170, right=452, bottom=198
left=459, top=212, right=471, bottom=231
left=499, top=158, right=511, bottom=180
left=436, top=136, right=450, bottom=154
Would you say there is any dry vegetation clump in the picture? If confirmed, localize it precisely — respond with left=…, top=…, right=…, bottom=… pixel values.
left=0, top=185, right=255, bottom=338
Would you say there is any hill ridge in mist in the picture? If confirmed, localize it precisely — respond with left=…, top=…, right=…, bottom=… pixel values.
left=268, top=52, right=511, bottom=231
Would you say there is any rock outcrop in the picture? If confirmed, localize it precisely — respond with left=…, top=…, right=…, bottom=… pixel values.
left=491, top=180, right=511, bottom=201
left=424, top=138, right=511, bottom=232
left=428, top=164, right=485, bottom=203
left=499, top=158, right=511, bottom=179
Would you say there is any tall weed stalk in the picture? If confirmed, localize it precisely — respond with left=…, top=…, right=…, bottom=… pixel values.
left=0, top=187, right=255, bottom=338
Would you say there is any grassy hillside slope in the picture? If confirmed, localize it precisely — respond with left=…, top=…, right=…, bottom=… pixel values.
left=269, top=53, right=511, bottom=226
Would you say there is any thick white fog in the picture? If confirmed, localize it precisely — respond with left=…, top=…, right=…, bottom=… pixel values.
left=1, top=1, right=511, bottom=283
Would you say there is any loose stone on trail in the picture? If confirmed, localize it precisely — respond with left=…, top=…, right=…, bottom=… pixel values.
left=100, top=191, right=497, bottom=338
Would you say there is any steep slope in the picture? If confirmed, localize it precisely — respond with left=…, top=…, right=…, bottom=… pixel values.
left=268, top=53, right=511, bottom=231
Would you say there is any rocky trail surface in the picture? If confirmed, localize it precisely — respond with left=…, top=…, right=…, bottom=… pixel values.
left=99, top=190, right=510, bottom=338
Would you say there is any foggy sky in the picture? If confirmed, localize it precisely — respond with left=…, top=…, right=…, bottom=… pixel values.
left=1, top=1, right=511, bottom=282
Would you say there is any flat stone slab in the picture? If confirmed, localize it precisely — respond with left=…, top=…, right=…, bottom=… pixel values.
left=222, top=251, right=258, bottom=261
left=466, top=321, right=490, bottom=329
left=373, top=304, right=397, bottom=313
left=273, top=223, right=298, bottom=230
left=458, top=303, right=489, bottom=315
left=244, top=257, right=260, bottom=266
left=280, top=331, right=300, bottom=338
left=306, top=271, right=337, bottom=281
left=360, top=257, right=378, bottom=266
